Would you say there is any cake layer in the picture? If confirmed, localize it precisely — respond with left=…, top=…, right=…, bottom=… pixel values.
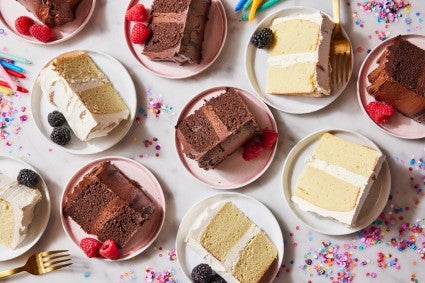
left=267, top=12, right=334, bottom=96
left=38, top=52, right=130, bottom=141
left=367, top=36, right=425, bottom=124
left=143, top=0, right=211, bottom=64
left=175, top=88, right=260, bottom=170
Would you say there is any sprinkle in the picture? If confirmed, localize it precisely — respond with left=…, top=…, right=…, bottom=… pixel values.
left=84, top=272, right=90, bottom=278
left=167, top=248, right=177, bottom=261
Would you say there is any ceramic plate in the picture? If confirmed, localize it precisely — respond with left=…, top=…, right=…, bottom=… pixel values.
left=245, top=6, right=353, bottom=114
left=0, top=156, right=51, bottom=261
left=0, top=0, right=95, bottom=44
left=175, top=86, right=278, bottom=189
left=281, top=129, right=391, bottom=235
left=31, top=50, right=137, bottom=154
left=176, top=192, right=284, bottom=282
left=124, top=0, right=227, bottom=79
left=357, top=34, right=425, bottom=139
left=60, top=156, right=165, bottom=261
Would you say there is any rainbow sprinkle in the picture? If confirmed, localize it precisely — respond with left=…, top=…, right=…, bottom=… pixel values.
left=0, top=95, right=28, bottom=151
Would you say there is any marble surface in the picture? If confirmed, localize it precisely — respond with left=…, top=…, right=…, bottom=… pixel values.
left=0, top=0, right=424, bottom=282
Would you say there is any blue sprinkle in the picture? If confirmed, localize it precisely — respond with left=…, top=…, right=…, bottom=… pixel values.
left=405, top=17, right=412, bottom=24
left=84, top=272, right=90, bottom=278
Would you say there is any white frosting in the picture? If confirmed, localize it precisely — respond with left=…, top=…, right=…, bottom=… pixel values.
left=268, top=53, right=319, bottom=67
left=292, top=153, right=385, bottom=226
left=185, top=202, right=262, bottom=283
left=38, top=64, right=129, bottom=141
left=0, top=173, right=41, bottom=249
left=271, top=12, right=325, bottom=25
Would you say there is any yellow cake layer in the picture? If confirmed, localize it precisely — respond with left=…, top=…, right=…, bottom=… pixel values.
left=269, top=19, right=320, bottom=56
left=0, top=199, right=14, bottom=248
left=267, top=62, right=316, bottom=94
left=78, top=83, right=128, bottom=114
left=295, top=166, right=360, bottom=212
left=233, top=232, right=278, bottom=283
left=201, top=202, right=252, bottom=261
left=314, top=133, right=380, bottom=177
left=53, top=52, right=104, bottom=82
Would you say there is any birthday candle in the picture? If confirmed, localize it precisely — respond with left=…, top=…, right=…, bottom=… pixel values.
left=248, top=0, right=263, bottom=22
left=0, top=64, right=18, bottom=91
left=0, top=61, right=24, bottom=73
left=242, top=0, right=281, bottom=21
left=0, top=85, right=14, bottom=96
left=5, top=69, right=26, bottom=79
left=0, top=80, right=28, bottom=93
left=243, top=0, right=253, bottom=11
left=235, top=0, right=248, bottom=12
left=0, top=51, right=31, bottom=64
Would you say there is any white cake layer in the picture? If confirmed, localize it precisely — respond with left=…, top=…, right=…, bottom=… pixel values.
left=38, top=64, right=129, bottom=141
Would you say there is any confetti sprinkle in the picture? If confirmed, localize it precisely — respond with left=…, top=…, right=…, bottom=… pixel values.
left=137, top=137, right=161, bottom=158
left=119, top=269, right=137, bottom=282
left=145, top=266, right=178, bottom=283
left=140, top=87, right=176, bottom=119
left=0, top=94, right=28, bottom=152
left=167, top=248, right=177, bottom=261
left=358, top=0, right=411, bottom=23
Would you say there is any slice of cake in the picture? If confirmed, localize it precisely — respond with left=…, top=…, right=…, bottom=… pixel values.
left=367, top=35, right=425, bottom=124
left=38, top=51, right=130, bottom=141
left=17, top=0, right=83, bottom=28
left=175, top=88, right=261, bottom=170
left=292, top=133, right=385, bottom=226
left=267, top=12, right=334, bottom=96
left=185, top=202, right=278, bottom=283
left=0, top=172, right=42, bottom=249
left=63, top=161, right=155, bottom=248
left=143, top=0, right=212, bottom=64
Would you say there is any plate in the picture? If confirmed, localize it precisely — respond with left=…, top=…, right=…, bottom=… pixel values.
left=60, top=156, right=166, bottom=261
left=281, top=129, right=391, bottom=235
left=31, top=50, right=137, bottom=154
left=245, top=6, right=354, bottom=114
left=124, top=0, right=227, bottom=79
left=176, top=192, right=284, bottom=283
left=357, top=34, right=425, bottom=139
left=174, top=86, right=278, bottom=189
left=0, top=156, right=51, bottom=261
left=0, top=0, right=95, bottom=45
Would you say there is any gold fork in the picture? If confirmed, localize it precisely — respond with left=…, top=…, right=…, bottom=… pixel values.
left=331, top=0, right=352, bottom=88
left=0, top=250, right=72, bottom=278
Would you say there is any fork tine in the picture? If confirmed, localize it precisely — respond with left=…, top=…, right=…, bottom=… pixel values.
left=331, top=54, right=337, bottom=88
left=43, top=258, right=72, bottom=268
left=42, top=253, right=71, bottom=261
left=344, top=54, right=351, bottom=83
left=42, top=263, right=73, bottom=274
left=39, top=250, right=69, bottom=257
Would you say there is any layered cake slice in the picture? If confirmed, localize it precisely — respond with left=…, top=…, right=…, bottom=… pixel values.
left=175, top=88, right=261, bottom=170
left=267, top=12, right=334, bottom=96
left=63, top=161, right=155, bottom=248
left=38, top=51, right=130, bottom=141
left=367, top=35, right=425, bottom=124
left=143, top=0, right=212, bottom=64
left=186, top=202, right=278, bottom=283
left=0, top=172, right=42, bottom=249
left=292, top=133, right=385, bottom=226
left=17, top=0, right=83, bottom=28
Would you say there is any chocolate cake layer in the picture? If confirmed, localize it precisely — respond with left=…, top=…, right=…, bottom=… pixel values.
left=17, top=0, right=83, bottom=28
left=367, top=36, right=425, bottom=124
left=143, top=0, right=212, bottom=64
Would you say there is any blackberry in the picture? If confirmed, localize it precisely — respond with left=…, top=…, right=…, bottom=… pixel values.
left=17, top=169, right=40, bottom=188
left=47, top=110, right=66, bottom=127
left=250, top=27, right=273, bottom=49
left=191, top=263, right=213, bottom=283
left=50, top=126, right=71, bottom=145
left=211, top=274, right=226, bottom=283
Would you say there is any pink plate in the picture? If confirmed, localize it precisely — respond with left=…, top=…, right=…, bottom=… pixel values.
left=175, top=86, right=278, bottom=189
left=60, top=156, right=166, bottom=261
left=0, top=0, right=95, bottom=45
left=124, top=0, right=227, bottom=79
left=357, top=34, right=425, bottom=139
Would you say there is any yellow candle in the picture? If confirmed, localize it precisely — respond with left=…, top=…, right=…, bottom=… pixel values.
left=248, top=0, right=263, bottom=21
left=0, top=85, right=14, bottom=96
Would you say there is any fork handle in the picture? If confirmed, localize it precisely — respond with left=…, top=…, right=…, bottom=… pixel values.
left=332, top=0, right=340, bottom=24
left=0, top=266, right=25, bottom=278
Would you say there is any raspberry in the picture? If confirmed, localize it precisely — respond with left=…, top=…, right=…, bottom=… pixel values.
left=191, top=264, right=213, bottom=283
left=130, top=23, right=151, bottom=44
left=250, top=27, right=273, bottom=49
left=17, top=169, right=40, bottom=188
left=242, top=140, right=263, bottom=161
left=99, top=239, right=119, bottom=260
left=50, top=126, right=71, bottom=145
left=29, top=24, right=52, bottom=42
left=126, top=4, right=149, bottom=22
left=80, top=238, right=103, bottom=258
left=15, top=16, right=35, bottom=36
left=47, top=110, right=66, bottom=127
left=366, top=101, right=395, bottom=125
left=260, top=128, right=278, bottom=150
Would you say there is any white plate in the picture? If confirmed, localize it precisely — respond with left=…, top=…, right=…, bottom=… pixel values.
left=175, top=86, right=278, bottom=189
left=0, top=156, right=51, bottom=261
left=60, top=156, right=166, bottom=261
left=176, top=192, right=284, bottom=282
left=357, top=34, right=425, bottom=139
left=31, top=50, right=137, bottom=154
left=245, top=6, right=354, bottom=114
left=281, top=129, right=391, bottom=235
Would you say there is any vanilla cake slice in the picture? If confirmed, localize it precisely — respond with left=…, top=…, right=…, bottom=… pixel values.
left=185, top=201, right=278, bottom=283
left=38, top=51, right=130, bottom=141
left=292, top=133, right=385, bottom=226
left=267, top=12, right=334, bottom=96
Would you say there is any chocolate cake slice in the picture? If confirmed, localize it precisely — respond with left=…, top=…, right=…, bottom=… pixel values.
left=63, top=161, right=155, bottom=248
left=143, top=0, right=212, bottom=64
left=367, top=35, right=425, bottom=124
left=176, top=88, right=261, bottom=170
left=17, top=0, right=83, bottom=28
